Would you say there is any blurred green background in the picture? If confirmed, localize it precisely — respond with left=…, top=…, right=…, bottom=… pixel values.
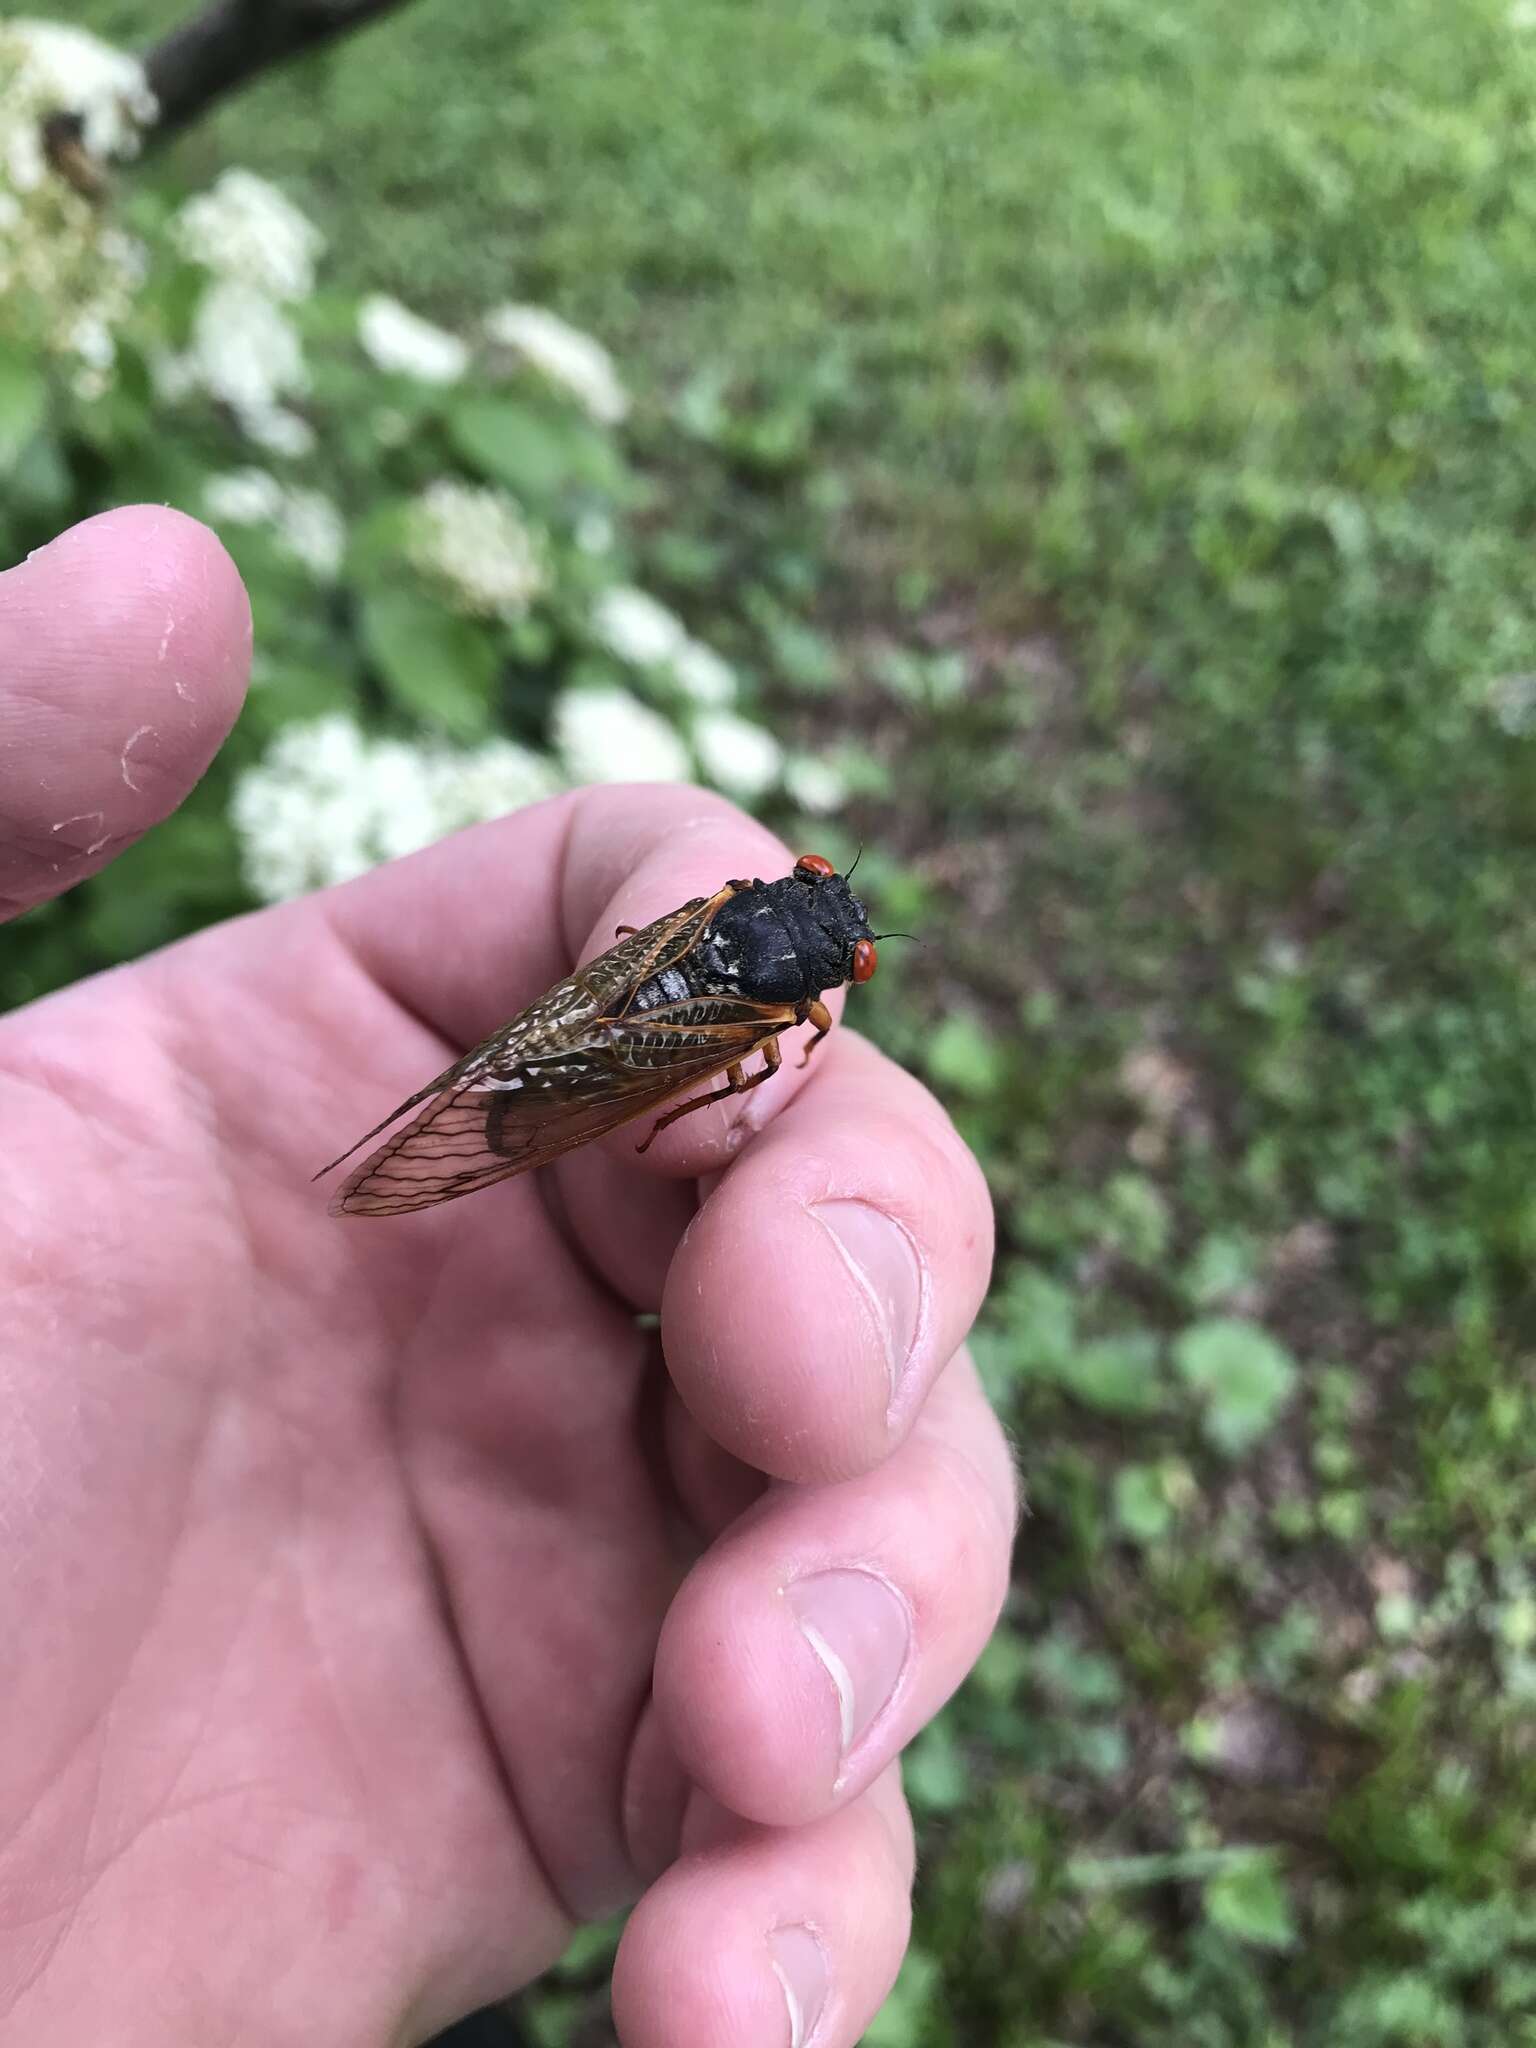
left=15, top=0, right=1536, bottom=2039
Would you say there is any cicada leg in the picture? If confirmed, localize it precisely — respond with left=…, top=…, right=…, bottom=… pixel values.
left=795, top=998, right=834, bottom=1069
left=615, top=924, right=638, bottom=937
left=635, top=1038, right=783, bottom=1152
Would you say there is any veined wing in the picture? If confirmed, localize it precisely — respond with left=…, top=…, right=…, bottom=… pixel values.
left=578, top=890, right=723, bottom=1008
left=315, top=887, right=737, bottom=1196
left=329, top=994, right=792, bottom=1216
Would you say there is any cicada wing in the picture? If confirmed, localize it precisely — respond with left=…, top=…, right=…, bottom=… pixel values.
left=317, top=888, right=739, bottom=1195
left=329, top=1003, right=791, bottom=1216
left=331, top=1076, right=653, bottom=1216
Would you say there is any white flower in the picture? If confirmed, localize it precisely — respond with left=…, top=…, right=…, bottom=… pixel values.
left=65, top=308, right=117, bottom=398
left=408, top=480, right=548, bottom=621
left=357, top=293, right=468, bottom=385
left=783, top=754, right=848, bottom=816
left=241, top=402, right=316, bottom=459
left=553, top=686, right=690, bottom=785
left=348, top=736, right=441, bottom=868
left=574, top=510, right=614, bottom=555
left=231, top=714, right=564, bottom=902
left=204, top=467, right=285, bottom=526
left=203, top=470, right=345, bottom=579
left=433, top=737, right=563, bottom=821
left=66, top=312, right=115, bottom=370
left=592, top=585, right=689, bottom=668
left=591, top=587, right=740, bottom=706
left=483, top=303, right=629, bottom=424
left=2, top=21, right=156, bottom=170
left=186, top=276, right=309, bottom=417
left=174, top=169, right=323, bottom=301
left=1487, top=672, right=1536, bottom=735
left=671, top=638, right=737, bottom=706
left=276, top=489, right=345, bottom=579
left=0, top=24, right=149, bottom=382
left=692, top=709, right=783, bottom=801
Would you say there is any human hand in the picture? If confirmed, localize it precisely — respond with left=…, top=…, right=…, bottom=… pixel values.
left=0, top=509, right=1013, bottom=2047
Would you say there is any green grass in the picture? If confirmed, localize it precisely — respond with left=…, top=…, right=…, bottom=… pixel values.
left=62, top=0, right=1536, bottom=2040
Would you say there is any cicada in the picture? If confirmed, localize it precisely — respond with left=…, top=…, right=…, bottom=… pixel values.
left=317, top=853, right=879, bottom=1216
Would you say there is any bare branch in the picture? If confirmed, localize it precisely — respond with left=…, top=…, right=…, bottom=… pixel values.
left=142, top=0, right=418, bottom=142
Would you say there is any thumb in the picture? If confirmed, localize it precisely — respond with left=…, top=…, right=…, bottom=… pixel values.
left=0, top=505, right=250, bottom=921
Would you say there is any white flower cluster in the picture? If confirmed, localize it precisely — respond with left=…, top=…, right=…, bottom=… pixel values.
left=592, top=585, right=689, bottom=670
left=175, top=167, right=322, bottom=301
left=554, top=686, right=691, bottom=785
left=483, top=303, right=629, bottom=424
left=552, top=677, right=846, bottom=811
left=593, top=586, right=736, bottom=706
left=357, top=293, right=468, bottom=385
left=0, top=20, right=152, bottom=394
left=231, top=714, right=563, bottom=902
left=203, top=468, right=346, bottom=580
left=407, top=479, right=548, bottom=621
left=782, top=754, right=848, bottom=815
left=1486, top=671, right=1536, bottom=736
left=160, top=169, right=322, bottom=452
left=692, top=709, right=785, bottom=801
left=2, top=19, right=155, bottom=175
left=588, top=583, right=849, bottom=807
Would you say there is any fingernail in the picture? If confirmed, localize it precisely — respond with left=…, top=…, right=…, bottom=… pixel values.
left=787, top=1568, right=911, bottom=1771
left=812, top=1200, right=922, bottom=1401
left=768, top=1924, right=828, bottom=2048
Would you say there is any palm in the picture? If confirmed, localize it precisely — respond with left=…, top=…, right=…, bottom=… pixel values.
left=1, top=512, right=1011, bottom=2048
left=5, top=831, right=748, bottom=2022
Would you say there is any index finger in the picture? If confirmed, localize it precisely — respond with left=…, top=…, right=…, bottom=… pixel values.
left=0, top=507, right=249, bottom=919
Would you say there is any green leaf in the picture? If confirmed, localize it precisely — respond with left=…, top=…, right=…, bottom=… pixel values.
left=1114, top=1463, right=1175, bottom=1543
left=346, top=498, right=418, bottom=580
left=6, top=426, right=70, bottom=520
left=980, top=1266, right=1077, bottom=1393
left=1033, top=1632, right=1125, bottom=1709
left=1203, top=1852, right=1296, bottom=1949
left=1060, top=1331, right=1164, bottom=1416
left=1184, top=1231, right=1256, bottom=1306
left=925, top=1012, right=1005, bottom=1098
left=1173, top=1317, right=1298, bottom=1456
left=550, top=1910, right=625, bottom=1979
left=358, top=588, right=499, bottom=740
left=903, top=1717, right=969, bottom=1813
left=448, top=394, right=619, bottom=504
left=241, top=660, right=359, bottom=737
left=522, top=1990, right=585, bottom=2047
left=861, top=1947, right=941, bottom=2047
left=1101, top=1172, right=1171, bottom=1265
left=0, top=349, right=46, bottom=472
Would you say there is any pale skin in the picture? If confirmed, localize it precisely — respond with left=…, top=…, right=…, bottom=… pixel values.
left=0, top=508, right=1015, bottom=2047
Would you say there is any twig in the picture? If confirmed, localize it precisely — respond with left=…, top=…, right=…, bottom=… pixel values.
left=141, top=0, right=418, bottom=141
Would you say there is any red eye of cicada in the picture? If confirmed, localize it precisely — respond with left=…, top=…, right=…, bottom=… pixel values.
left=794, top=853, right=837, bottom=880
left=852, top=938, right=878, bottom=983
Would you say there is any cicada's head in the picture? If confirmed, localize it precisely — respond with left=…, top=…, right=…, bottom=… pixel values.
left=784, top=852, right=878, bottom=994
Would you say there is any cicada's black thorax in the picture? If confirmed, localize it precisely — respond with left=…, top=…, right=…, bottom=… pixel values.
left=632, top=870, right=874, bottom=1013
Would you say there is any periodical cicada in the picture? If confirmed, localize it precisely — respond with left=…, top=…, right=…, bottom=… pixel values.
left=316, top=853, right=879, bottom=1216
